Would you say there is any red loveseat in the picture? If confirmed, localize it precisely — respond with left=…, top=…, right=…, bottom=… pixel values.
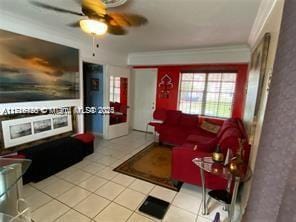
left=157, top=110, right=250, bottom=190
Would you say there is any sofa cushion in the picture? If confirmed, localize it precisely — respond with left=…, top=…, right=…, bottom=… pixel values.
left=164, top=110, right=182, bottom=126
left=158, top=125, right=189, bottom=145
left=186, top=134, right=214, bottom=143
left=180, top=113, right=199, bottom=128
left=181, top=143, right=196, bottom=149
left=189, top=127, right=217, bottom=138
left=186, top=134, right=218, bottom=152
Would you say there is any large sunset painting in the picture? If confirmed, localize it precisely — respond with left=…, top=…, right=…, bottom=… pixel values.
left=0, top=29, right=79, bottom=103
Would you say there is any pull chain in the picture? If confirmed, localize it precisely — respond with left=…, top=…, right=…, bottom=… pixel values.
left=92, top=34, right=95, bottom=57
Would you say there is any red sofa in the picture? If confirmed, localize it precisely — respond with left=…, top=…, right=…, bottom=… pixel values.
left=158, top=110, right=217, bottom=146
left=157, top=110, right=250, bottom=190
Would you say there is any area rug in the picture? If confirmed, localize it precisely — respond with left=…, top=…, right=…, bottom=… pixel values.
left=114, top=143, right=182, bottom=191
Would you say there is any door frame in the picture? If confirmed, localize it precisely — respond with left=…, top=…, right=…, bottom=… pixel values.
left=103, top=65, right=131, bottom=140
left=82, top=59, right=105, bottom=136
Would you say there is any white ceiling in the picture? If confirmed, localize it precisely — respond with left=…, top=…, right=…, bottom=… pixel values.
left=0, top=0, right=261, bottom=54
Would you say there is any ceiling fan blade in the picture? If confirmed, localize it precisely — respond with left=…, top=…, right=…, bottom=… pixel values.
left=31, top=1, right=84, bottom=16
left=108, top=12, right=148, bottom=27
left=107, top=25, right=127, bottom=35
left=73, top=0, right=82, bottom=4
left=82, top=0, right=106, bottom=18
left=68, top=21, right=80, bottom=28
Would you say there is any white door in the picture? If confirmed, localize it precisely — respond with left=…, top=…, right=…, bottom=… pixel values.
left=132, top=68, right=157, bottom=132
left=104, top=65, right=130, bottom=140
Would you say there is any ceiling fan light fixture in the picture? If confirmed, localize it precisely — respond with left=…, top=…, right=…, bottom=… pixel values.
left=79, top=19, right=108, bottom=35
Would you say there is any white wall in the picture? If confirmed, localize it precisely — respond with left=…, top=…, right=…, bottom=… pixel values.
left=240, top=0, right=285, bottom=217
left=127, top=45, right=250, bottom=66
left=0, top=11, right=127, bottom=133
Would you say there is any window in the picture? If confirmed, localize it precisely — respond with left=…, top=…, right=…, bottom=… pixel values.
left=110, top=76, right=121, bottom=102
left=178, top=72, right=237, bottom=118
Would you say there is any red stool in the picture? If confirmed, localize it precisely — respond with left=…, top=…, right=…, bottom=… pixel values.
left=74, top=133, right=95, bottom=155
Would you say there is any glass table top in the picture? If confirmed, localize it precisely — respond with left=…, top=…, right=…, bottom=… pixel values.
left=0, top=158, right=31, bottom=198
left=0, top=212, right=27, bottom=222
left=192, top=156, right=251, bottom=181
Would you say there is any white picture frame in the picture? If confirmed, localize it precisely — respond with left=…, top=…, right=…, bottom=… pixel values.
left=1, top=114, right=73, bottom=149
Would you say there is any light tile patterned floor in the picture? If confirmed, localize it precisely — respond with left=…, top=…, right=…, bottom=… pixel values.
left=24, top=131, right=232, bottom=222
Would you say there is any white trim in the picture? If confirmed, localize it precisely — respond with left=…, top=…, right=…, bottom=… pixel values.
left=177, top=72, right=182, bottom=111
left=103, top=65, right=109, bottom=139
left=248, top=0, right=278, bottom=47
left=128, top=45, right=250, bottom=66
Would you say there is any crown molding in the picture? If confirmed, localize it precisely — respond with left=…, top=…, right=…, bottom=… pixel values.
left=129, top=45, right=249, bottom=57
left=248, top=0, right=279, bottom=47
left=128, top=45, right=250, bottom=66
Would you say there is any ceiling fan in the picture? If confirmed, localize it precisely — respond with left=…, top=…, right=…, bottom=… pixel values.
left=31, top=0, right=148, bottom=36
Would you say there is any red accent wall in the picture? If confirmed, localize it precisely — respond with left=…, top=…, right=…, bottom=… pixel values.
left=134, top=64, right=248, bottom=118
left=156, top=66, right=180, bottom=110
left=232, top=65, right=248, bottom=118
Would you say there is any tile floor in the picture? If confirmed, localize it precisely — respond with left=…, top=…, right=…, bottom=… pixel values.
left=23, top=131, right=234, bottom=222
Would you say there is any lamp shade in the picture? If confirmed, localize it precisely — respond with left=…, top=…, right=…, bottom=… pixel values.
left=79, top=19, right=108, bottom=35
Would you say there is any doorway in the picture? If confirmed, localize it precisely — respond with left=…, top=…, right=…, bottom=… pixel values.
left=105, top=65, right=130, bottom=139
left=83, top=62, right=104, bottom=135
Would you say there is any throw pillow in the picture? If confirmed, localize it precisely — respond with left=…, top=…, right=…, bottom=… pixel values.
left=200, top=121, right=221, bottom=134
